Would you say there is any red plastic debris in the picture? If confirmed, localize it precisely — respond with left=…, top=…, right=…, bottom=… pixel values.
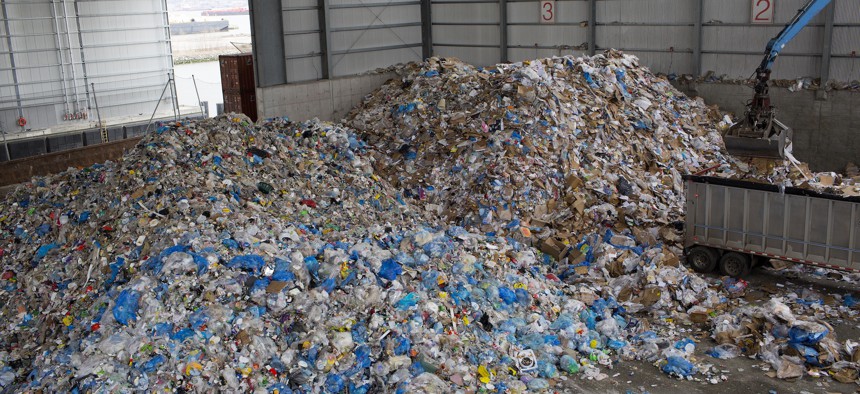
left=300, top=199, right=317, bottom=209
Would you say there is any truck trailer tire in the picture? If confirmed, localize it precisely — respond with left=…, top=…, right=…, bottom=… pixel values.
left=687, top=246, right=719, bottom=273
left=719, top=252, right=751, bottom=278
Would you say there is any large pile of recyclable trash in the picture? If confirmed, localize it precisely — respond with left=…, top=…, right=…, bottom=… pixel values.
left=347, top=51, right=837, bottom=254
left=0, top=52, right=857, bottom=393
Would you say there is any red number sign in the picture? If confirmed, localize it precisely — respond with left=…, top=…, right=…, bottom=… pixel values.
left=540, top=1, right=556, bottom=24
left=752, top=0, right=774, bottom=24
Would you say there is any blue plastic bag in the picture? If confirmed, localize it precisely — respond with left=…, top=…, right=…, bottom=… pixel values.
left=790, top=343, right=820, bottom=365
left=607, top=339, right=627, bottom=350
left=788, top=326, right=828, bottom=345
left=171, top=328, right=195, bottom=342
left=394, top=336, right=411, bottom=355
left=498, top=287, right=516, bottom=305
left=844, top=294, right=857, bottom=308
left=661, top=356, right=696, bottom=377
left=139, top=354, right=166, bottom=374
left=321, top=277, right=337, bottom=293
left=113, top=289, right=140, bottom=326
left=325, top=374, right=345, bottom=393
left=227, top=254, right=265, bottom=273
left=33, top=243, right=58, bottom=263
left=550, top=314, right=574, bottom=330
left=378, top=259, right=402, bottom=281
left=304, top=256, right=320, bottom=279
left=395, top=292, right=419, bottom=310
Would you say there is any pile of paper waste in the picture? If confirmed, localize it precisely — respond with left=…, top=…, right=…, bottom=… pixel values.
left=347, top=51, right=848, bottom=253
left=0, top=51, right=856, bottom=393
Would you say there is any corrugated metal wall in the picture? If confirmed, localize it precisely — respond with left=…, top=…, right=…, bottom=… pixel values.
left=282, top=0, right=423, bottom=82
left=702, top=0, right=824, bottom=79
left=259, top=0, right=858, bottom=85
left=831, top=0, right=860, bottom=82
left=432, top=0, right=504, bottom=66
left=597, top=0, right=695, bottom=76
left=0, top=0, right=174, bottom=135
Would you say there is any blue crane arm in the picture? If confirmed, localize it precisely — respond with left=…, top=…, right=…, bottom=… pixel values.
left=759, top=0, right=831, bottom=71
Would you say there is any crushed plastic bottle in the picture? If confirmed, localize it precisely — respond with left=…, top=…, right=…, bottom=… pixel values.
left=707, top=344, right=741, bottom=360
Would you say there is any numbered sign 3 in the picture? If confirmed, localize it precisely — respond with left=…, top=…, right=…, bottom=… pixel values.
left=540, top=0, right=556, bottom=24
left=752, top=0, right=774, bottom=24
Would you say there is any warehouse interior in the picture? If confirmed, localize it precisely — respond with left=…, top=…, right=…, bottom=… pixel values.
left=1, top=0, right=859, bottom=392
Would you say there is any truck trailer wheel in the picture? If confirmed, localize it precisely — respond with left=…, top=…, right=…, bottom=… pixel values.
left=719, top=252, right=751, bottom=278
left=687, top=246, right=719, bottom=273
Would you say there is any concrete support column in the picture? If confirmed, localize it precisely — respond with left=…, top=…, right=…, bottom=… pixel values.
left=499, top=0, right=508, bottom=63
left=317, top=0, right=332, bottom=79
left=249, top=0, right=287, bottom=86
left=421, top=0, right=432, bottom=59
left=693, top=0, right=703, bottom=77
left=588, top=0, right=596, bottom=55
left=816, top=1, right=835, bottom=100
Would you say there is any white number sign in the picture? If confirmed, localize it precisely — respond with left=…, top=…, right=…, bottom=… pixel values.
left=752, top=0, right=774, bottom=24
left=540, top=1, right=556, bottom=24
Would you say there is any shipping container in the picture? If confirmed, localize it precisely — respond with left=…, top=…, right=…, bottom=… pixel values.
left=223, top=89, right=258, bottom=122
left=219, top=53, right=255, bottom=92
left=220, top=53, right=257, bottom=122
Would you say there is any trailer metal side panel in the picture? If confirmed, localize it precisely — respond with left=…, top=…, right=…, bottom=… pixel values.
left=684, top=176, right=860, bottom=272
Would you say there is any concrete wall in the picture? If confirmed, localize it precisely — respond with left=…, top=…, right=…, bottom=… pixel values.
left=256, top=71, right=397, bottom=122
left=675, top=82, right=859, bottom=172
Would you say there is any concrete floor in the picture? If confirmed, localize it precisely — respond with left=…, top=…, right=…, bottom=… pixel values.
left=555, top=267, right=860, bottom=394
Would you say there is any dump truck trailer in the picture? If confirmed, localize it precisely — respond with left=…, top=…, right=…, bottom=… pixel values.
left=684, top=175, right=860, bottom=277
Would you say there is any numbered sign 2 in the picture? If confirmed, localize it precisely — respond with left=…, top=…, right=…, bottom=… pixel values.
left=540, top=1, right=556, bottom=24
left=752, top=0, right=774, bottom=24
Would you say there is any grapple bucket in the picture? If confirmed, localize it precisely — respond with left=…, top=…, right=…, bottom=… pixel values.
left=723, top=119, right=791, bottom=159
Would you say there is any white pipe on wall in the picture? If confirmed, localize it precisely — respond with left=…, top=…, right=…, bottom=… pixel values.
left=50, top=0, right=72, bottom=116
left=62, top=0, right=83, bottom=113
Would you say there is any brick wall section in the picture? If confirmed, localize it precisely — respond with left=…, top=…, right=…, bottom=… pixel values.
left=0, top=138, right=142, bottom=187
